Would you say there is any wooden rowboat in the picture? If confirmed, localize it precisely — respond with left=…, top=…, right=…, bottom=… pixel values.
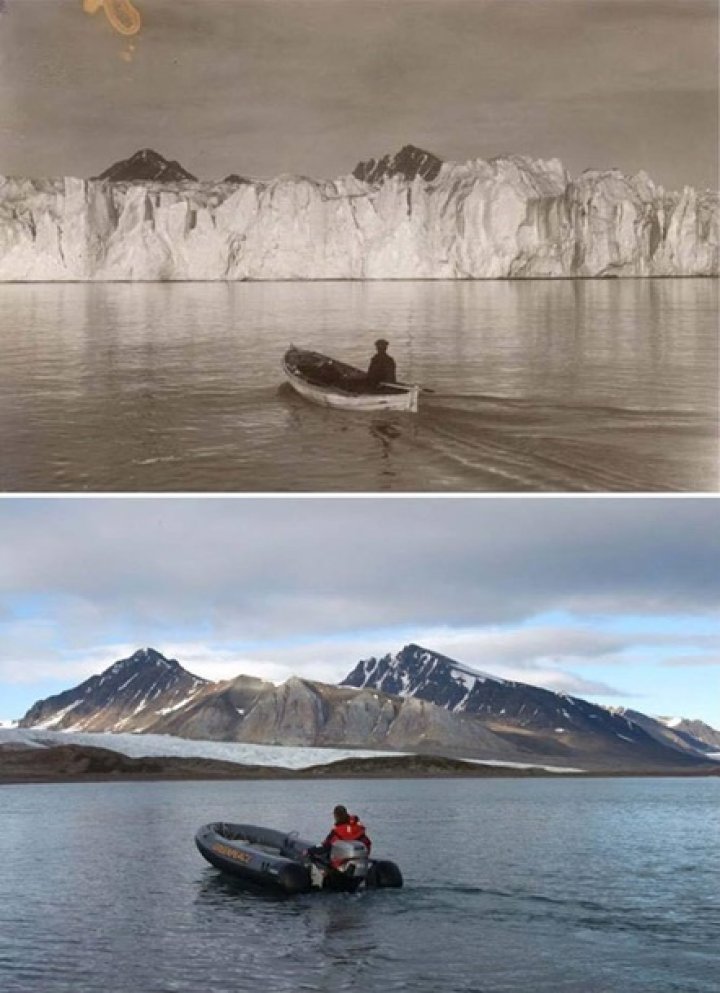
left=282, top=346, right=420, bottom=413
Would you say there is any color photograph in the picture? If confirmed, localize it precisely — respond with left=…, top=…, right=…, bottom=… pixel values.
left=1, top=496, right=718, bottom=992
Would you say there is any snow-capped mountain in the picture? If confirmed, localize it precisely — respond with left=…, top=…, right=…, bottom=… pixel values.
left=340, top=644, right=706, bottom=765
left=16, top=645, right=717, bottom=770
left=1, top=146, right=716, bottom=279
left=17, top=652, right=517, bottom=761
left=605, top=708, right=719, bottom=757
left=656, top=716, right=720, bottom=753
left=19, top=648, right=209, bottom=733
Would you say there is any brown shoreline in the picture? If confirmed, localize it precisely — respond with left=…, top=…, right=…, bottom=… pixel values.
left=1, top=745, right=717, bottom=785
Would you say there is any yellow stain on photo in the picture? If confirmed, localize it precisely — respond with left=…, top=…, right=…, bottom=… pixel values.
left=82, top=0, right=141, bottom=37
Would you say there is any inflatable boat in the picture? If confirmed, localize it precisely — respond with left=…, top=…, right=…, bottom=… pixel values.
left=195, top=822, right=403, bottom=894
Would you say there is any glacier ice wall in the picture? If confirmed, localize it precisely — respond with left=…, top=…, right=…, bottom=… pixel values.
left=0, top=155, right=717, bottom=279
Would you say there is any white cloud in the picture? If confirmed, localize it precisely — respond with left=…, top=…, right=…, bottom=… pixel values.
left=0, top=498, right=718, bottom=704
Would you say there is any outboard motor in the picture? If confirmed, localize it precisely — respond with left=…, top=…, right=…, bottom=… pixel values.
left=328, top=840, right=370, bottom=889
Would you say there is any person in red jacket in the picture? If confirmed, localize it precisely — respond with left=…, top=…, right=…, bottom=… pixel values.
left=309, top=805, right=372, bottom=864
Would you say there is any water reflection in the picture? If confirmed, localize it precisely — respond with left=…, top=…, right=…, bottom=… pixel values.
left=0, top=279, right=716, bottom=491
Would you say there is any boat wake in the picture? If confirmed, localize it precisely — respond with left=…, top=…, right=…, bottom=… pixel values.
left=413, top=394, right=716, bottom=492
left=275, top=384, right=716, bottom=492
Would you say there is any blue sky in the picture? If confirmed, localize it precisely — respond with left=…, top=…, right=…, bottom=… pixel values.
left=0, top=497, right=717, bottom=727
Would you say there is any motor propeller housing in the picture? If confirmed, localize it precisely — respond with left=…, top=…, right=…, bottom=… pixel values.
left=330, top=840, right=370, bottom=879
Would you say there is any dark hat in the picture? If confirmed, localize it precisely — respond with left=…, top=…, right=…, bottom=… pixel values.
left=333, top=804, right=350, bottom=823
left=374, top=338, right=389, bottom=349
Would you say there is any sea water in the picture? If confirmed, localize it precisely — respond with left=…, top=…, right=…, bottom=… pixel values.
left=0, top=776, right=717, bottom=992
left=0, top=279, right=716, bottom=491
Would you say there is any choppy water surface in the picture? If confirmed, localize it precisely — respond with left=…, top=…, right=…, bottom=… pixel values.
left=1, top=777, right=718, bottom=993
left=0, top=279, right=716, bottom=491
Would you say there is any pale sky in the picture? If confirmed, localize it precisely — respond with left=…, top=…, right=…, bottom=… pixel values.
left=0, top=0, right=717, bottom=190
left=0, top=497, right=718, bottom=727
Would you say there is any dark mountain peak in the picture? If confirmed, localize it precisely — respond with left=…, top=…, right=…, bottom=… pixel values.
left=342, top=643, right=503, bottom=706
left=340, top=643, right=701, bottom=767
left=94, top=149, right=197, bottom=184
left=222, top=173, right=252, bottom=186
left=396, top=643, right=504, bottom=682
left=353, top=145, right=443, bottom=184
left=131, top=646, right=165, bottom=661
left=108, top=647, right=178, bottom=672
left=19, top=648, right=208, bottom=733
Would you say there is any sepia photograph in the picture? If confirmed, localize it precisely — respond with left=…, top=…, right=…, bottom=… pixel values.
left=0, top=0, right=717, bottom=491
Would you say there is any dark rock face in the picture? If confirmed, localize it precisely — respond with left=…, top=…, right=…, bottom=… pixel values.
left=19, top=648, right=209, bottom=732
left=94, top=149, right=197, bottom=183
left=222, top=174, right=252, bottom=185
left=341, top=644, right=708, bottom=767
left=353, top=145, right=443, bottom=184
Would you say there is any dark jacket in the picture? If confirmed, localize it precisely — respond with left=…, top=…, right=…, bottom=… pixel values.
left=367, top=352, right=396, bottom=386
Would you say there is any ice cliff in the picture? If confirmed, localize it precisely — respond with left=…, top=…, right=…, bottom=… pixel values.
left=0, top=147, right=717, bottom=279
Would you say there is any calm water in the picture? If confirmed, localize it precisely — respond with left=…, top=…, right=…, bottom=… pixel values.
left=0, top=778, right=718, bottom=993
left=0, top=280, right=717, bottom=492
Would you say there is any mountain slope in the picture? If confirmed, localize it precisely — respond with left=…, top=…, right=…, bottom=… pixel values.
left=656, top=716, right=720, bottom=753
left=156, top=674, right=272, bottom=740
left=235, top=676, right=518, bottom=757
left=19, top=648, right=209, bottom=732
left=341, top=644, right=711, bottom=768
left=606, top=708, right=713, bottom=757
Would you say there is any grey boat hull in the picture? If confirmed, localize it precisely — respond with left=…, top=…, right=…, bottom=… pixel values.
left=195, top=822, right=403, bottom=894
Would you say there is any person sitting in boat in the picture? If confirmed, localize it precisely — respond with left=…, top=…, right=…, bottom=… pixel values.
left=308, top=805, right=372, bottom=863
left=367, top=339, right=396, bottom=389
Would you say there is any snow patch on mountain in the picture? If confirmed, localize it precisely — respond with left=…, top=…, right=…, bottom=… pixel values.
left=33, top=701, right=83, bottom=729
left=155, top=692, right=204, bottom=716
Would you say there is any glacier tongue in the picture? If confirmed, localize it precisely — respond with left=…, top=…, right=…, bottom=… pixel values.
left=0, top=155, right=717, bottom=279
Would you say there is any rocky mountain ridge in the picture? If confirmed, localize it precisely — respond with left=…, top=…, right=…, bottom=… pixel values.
left=1, top=146, right=716, bottom=279
left=19, top=652, right=519, bottom=761
left=20, top=648, right=210, bottom=733
left=341, top=644, right=717, bottom=767
left=17, top=646, right=718, bottom=771
left=616, top=710, right=720, bottom=755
